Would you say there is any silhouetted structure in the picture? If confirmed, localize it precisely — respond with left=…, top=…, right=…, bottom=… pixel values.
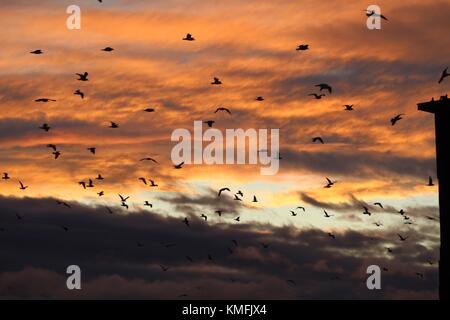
left=418, top=94, right=450, bottom=300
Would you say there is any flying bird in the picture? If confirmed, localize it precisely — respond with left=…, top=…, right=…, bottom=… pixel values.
left=76, top=72, right=89, bottom=81
left=218, top=187, right=231, bottom=197
left=159, top=265, right=170, bottom=272
left=286, top=280, right=296, bottom=286
left=344, top=104, right=354, bottom=111
left=203, top=120, right=215, bottom=127
left=39, top=123, right=51, bottom=132
left=87, top=147, right=96, bottom=154
left=328, top=232, right=336, bottom=239
left=174, top=162, right=184, bottom=169
left=438, top=67, right=449, bottom=84
left=374, top=202, right=384, bottom=209
left=255, top=96, right=264, bottom=101
left=109, top=122, right=119, bottom=128
left=47, top=144, right=57, bottom=151
left=312, top=137, right=324, bottom=144
left=391, top=114, right=404, bottom=126
left=291, top=211, right=297, bottom=217
left=252, top=195, right=258, bottom=203
left=200, top=214, right=208, bottom=221
left=308, top=93, right=325, bottom=99
left=52, top=151, right=61, bottom=159
left=119, top=194, right=130, bottom=202
left=101, top=47, right=114, bottom=52
left=397, top=234, right=408, bottom=241
left=121, top=202, right=129, bottom=210
left=97, top=191, right=104, bottom=197
left=183, top=217, right=190, bottom=227
left=363, top=207, right=372, bottom=216
left=139, top=177, right=147, bottom=185
left=78, top=181, right=86, bottom=189
left=296, top=44, right=309, bottom=51
left=144, top=201, right=152, bottom=207
left=324, top=210, right=333, bottom=218
left=35, top=98, right=56, bottom=103
left=183, top=33, right=195, bottom=41
left=211, top=77, right=222, bottom=85
left=315, top=83, right=332, bottom=94
left=214, top=107, right=231, bottom=114
left=234, top=216, right=240, bottom=222
left=74, top=90, right=84, bottom=99
left=149, top=180, right=158, bottom=187
left=140, top=157, right=158, bottom=163
left=96, top=174, right=104, bottom=180
left=215, top=210, right=222, bottom=217
left=30, top=49, right=43, bottom=54
left=144, top=108, right=155, bottom=112
left=2, top=172, right=10, bottom=180
left=19, top=181, right=28, bottom=190
left=236, top=190, right=244, bottom=197
left=297, top=206, right=306, bottom=212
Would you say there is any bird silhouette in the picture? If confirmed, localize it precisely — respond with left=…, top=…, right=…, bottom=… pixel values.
left=365, top=10, right=388, bottom=21
left=291, top=211, right=297, bottom=216
left=174, top=162, right=184, bottom=169
left=296, top=206, right=306, bottom=212
left=140, top=157, right=158, bottom=163
left=363, top=206, right=372, bottom=216
left=47, top=144, right=57, bottom=151
left=232, top=240, right=238, bottom=246
left=374, top=202, right=384, bottom=209
left=87, top=147, right=96, bottom=155
left=324, top=210, right=333, bottom=218
left=97, top=191, right=104, bottom=197
left=79, top=181, right=86, bottom=189
left=252, top=195, right=258, bottom=202
left=308, top=93, right=325, bottom=99
left=19, top=181, right=28, bottom=190
left=201, top=214, right=208, bottom=221
left=106, top=207, right=113, bottom=214
left=218, top=187, right=231, bottom=196
left=144, top=201, right=152, bottom=207
left=183, top=217, right=190, bottom=227
left=119, top=194, right=130, bottom=202
left=386, top=247, right=393, bottom=253
left=149, top=180, right=158, bottom=187
left=87, top=179, right=94, bottom=188
left=344, top=104, right=354, bottom=111
left=427, top=176, right=434, bottom=186
left=211, top=77, right=222, bottom=85
left=144, top=108, right=155, bottom=112
left=39, top=123, right=51, bottom=132
left=315, top=83, right=332, bottom=94
left=234, top=216, right=240, bottom=222
left=121, top=202, right=129, bottom=210
left=101, top=47, right=114, bottom=52
left=136, top=241, right=144, bottom=247
left=183, top=33, right=195, bottom=41
left=2, top=172, right=10, bottom=180
left=312, top=137, right=324, bottom=144
left=56, top=200, right=71, bottom=208
left=328, top=232, right=336, bottom=239
left=255, top=96, right=264, bottom=101
left=296, top=44, right=309, bottom=51
left=139, top=177, right=147, bottom=185
left=236, top=190, right=244, bottom=197
left=398, top=209, right=405, bottom=215
left=324, top=177, right=336, bottom=188
left=215, top=210, right=222, bottom=217
left=374, top=222, right=383, bottom=227
left=438, top=67, right=449, bottom=84
left=15, top=213, right=24, bottom=220
left=76, top=72, right=89, bottom=81
left=96, top=174, right=104, bottom=180
left=35, top=98, right=56, bottom=103
left=261, top=243, right=269, bottom=249
left=30, top=49, right=43, bottom=54
left=203, top=120, right=215, bottom=127
left=60, top=225, right=69, bottom=232
left=52, top=151, right=61, bottom=159
left=397, top=234, right=408, bottom=241
left=214, top=107, right=231, bottom=114
left=109, top=122, right=119, bottom=128
left=74, top=90, right=84, bottom=99
left=390, top=114, right=404, bottom=126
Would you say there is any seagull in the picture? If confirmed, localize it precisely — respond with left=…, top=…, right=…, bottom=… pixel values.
left=96, top=174, right=104, bottom=180
left=374, top=202, right=384, bottom=209
left=214, top=107, right=231, bottom=114
left=324, top=210, right=333, bottom=218
left=87, top=179, right=94, bottom=188
left=391, top=114, right=404, bottom=126
left=2, top=172, right=10, bottom=180
left=79, top=181, right=86, bottom=189
left=374, top=222, right=383, bottom=227
left=101, top=47, right=114, bottom=52
left=398, top=209, right=405, bottom=215
left=174, top=162, right=184, bottom=169
left=324, top=177, right=336, bottom=188
left=315, top=83, right=332, bottom=94
left=30, top=49, right=43, bottom=54
left=121, top=202, right=129, bottom=210
left=183, top=217, right=190, bottom=227
left=182, top=33, right=195, bottom=41
left=236, top=190, right=244, bottom=197
left=74, top=90, right=84, bottom=99
left=290, top=211, right=297, bottom=216
left=203, top=120, right=215, bottom=127
left=119, top=194, right=130, bottom=202
left=109, top=122, right=119, bottom=128
left=140, top=157, right=158, bottom=163
left=296, top=44, right=309, bottom=51
left=52, top=151, right=61, bottom=159
left=19, top=181, right=28, bottom=190
left=363, top=206, right=372, bottom=216
left=218, top=187, right=231, bottom=197
left=255, top=96, right=264, bottom=101
left=215, top=210, right=222, bottom=217
left=97, top=191, right=104, bottom=197
left=211, top=77, right=222, bottom=85
left=438, top=67, right=449, bottom=84
left=312, top=137, right=324, bottom=144
left=234, top=216, right=240, bottom=222
left=365, top=10, right=388, bottom=21
left=144, top=108, right=155, bottom=112
left=328, top=232, right=336, bottom=239
left=149, top=180, right=158, bottom=187
left=138, top=177, right=147, bottom=185
left=144, top=201, right=152, bottom=207
left=200, top=214, right=208, bottom=221
left=397, top=234, right=408, bottom=241
left=308, top=93, right=325, bottom=99
left=252, top=195, right=258, bottom=203
left=344, top=104, right=354, bottom=111
left=427, top=176, right=434, bottom=186
left=76, top=72, right=89, bottom=81
left=87, top=147, right=96, bottom=155
left=386, top=247, right=393, bottom=253
left=35, top=98, right=56, bottom=103
left=39, top=123, right=51, bottom=132
left=296, top=206, right=306, bottom=212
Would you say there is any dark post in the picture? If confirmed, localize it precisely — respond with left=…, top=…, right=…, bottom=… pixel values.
left=418, top=94, right=450, bottom=300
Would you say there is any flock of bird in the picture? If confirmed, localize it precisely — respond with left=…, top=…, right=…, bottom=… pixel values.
left=1, top=4, right=447, bottom=294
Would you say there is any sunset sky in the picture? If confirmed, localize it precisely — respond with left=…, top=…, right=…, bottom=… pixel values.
left=0, top=0, right=448, bottom=299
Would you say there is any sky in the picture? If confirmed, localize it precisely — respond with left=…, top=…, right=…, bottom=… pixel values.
left=0, top=0, right=448, bottom=299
